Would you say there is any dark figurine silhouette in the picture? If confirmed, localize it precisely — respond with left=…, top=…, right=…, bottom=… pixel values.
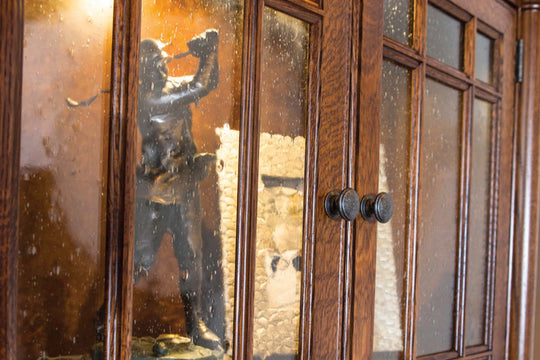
left=134, top=30, right=220, bottom=350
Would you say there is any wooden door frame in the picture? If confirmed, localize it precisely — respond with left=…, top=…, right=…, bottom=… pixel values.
left=509, top=1, right=540, bottom=360
left=0, top=1, right=23, bottom=360
left=1, top=1, right=540, bottom=360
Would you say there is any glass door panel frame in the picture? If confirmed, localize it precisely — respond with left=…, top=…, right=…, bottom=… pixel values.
left=93, top=0, right=353, bottom=359
left=356, top=1, right=517, bottom=360
left=0, top=0, right=358, bottom=357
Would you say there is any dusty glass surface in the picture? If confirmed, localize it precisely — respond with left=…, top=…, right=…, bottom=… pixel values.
left=476, top=32, right=494, bottom=85
left=133, top=0, right=244, bottom=356
left=252, top=8, right=309, bottom=360
left=427, top=4, right=463, bottom=69
left=17, top=0, right=112, bottom=358
left=384, top=0, right=413, bottom=46
left=373, top=60, right=411, bottom=360
left=466, top=99, right=493, bottom=347
left=417, top=78, right=462, bottom=356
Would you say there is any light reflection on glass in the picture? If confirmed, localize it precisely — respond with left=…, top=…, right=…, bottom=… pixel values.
left=373, top=60, right=411, bottom=360
left=133, top=0, right=244, bottom=358
left=417, top=78, right=461, bottom=356
left=384, top=0, right=413, bottom=46
left=18, top=0, right=112, bottom=358
left=475, top=32, right=494, bottom=84
left=427, top=4, right=463, bottom=69
left=252, top=7, right=309, bottom=360
left=466, top=98, right=493, bottom=347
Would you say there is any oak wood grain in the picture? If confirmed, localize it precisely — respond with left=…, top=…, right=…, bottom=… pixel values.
left=350, top=1, right=382, bottom=360
left=308, top=0, right=353, bottom=358
left=509, top=4, right=540, bottom=360
left=0, top=1, right=23, bottom=360
left=104, top=0, right=141, bottom=358
left=231, top=0, right=262, bottom=358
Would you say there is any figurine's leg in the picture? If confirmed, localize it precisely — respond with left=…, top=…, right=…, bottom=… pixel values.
left=93, top=200, right=165, bottom=341
left=133, top=199, right=167, bottom=283
left=169, top=197, right=221, bottom=350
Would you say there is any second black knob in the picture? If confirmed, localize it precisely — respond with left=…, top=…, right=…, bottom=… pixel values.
left=360, top=192, right=394, bottom=223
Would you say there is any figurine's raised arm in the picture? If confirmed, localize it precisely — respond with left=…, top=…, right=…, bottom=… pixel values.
left=139, top=30, right=219, bottom=111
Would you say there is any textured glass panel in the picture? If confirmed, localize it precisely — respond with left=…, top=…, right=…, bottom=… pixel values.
left=373, top=60, right=411, bottom=360
left=417, top=79, right=462, bottom=356
left=133, top=0, right=244, bottom=358
left=427, top=5, right=463, bottom=69
left=476, top=32, right=494, bottom=84
left=18, top=0, right=112, bottom=358
left=252, top=8, right=309, bottom=360
left=466, top=99, right=493, bottom=347
left=384, top=0, right=413, bottom=46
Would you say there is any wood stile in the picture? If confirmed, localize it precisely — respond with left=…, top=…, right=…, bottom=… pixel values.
left=0, top=1, right=23, bottom=360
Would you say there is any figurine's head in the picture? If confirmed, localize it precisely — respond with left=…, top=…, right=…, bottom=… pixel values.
left=140, top=39, right=169, bottom=91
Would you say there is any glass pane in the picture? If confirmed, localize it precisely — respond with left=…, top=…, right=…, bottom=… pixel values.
left=417, top=78, right=462, bottom=356
left=466, top=99, right=493, bottom=347
left=252, top=8, right=309, bottom=360
left=373, top=60, right=411, bottom=360
left=427, top=4, right=463, bottom=69
left=384, top=0, right=413, bottom=46
left=133, top=0, right=244, bottom=358
left=18, top=0, right=112, bottom=358
left=476, top=32, right=494, bottom=84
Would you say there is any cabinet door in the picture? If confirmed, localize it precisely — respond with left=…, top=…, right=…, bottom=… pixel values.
left=355, top=1, right=516, bottom=360
left=0, top=0, right=361, bottom=359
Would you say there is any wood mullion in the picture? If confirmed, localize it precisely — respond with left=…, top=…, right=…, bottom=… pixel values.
left=485, top=98, right=502, bottom=351
left=413, top=0, right=428, bottom=56
left=410, top=1, right=427, bottom=359
left=425, top=60, right=471, bottom=89
left=233, top=0, right=263, bottom=358
left=264, top=0, right=323, bottom=21
left=425, top=66, right=469, bottom=91
left=299, top=11, right=323, bottom=360
left=473, top=83, right=501, bottom=102
left=104, top=0, right=141, bottom=358
left=418, top=349, right=492, bottom=360
left=457, top=86, right=473, bottom=357
left=264, top=0, right=323, bottom=16
left=425, top=63, right=502, bottom=98
left=476, top=21, right=501, bottom=43
left=465, top=345, right=490, bottom=356
left=404, top=61, right=424, bottom=360
left=384, top=37, right=424, bottom=62
left=343, top=0, right=359, bottom=357
left=0, top=1, right=23, bottom=359
left=417, top=350, right=460, bottom=360
left=458, top=12, right=477, bottom=357
left=428, top=0, right=472, bottom=23
left=351, top=0, right=381, bottom=359
left=464, top=17, right=477, bottom=79
left=492, top=34, right=503, bottom=93
left=383, top=47, right=422, bottom=70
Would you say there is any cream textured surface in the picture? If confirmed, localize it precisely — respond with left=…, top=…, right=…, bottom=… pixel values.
left=373, top=146, right=404, bottom=352
left=216, top=126, right=304, bottom=358
left=216, top=127, right=402, bottom=357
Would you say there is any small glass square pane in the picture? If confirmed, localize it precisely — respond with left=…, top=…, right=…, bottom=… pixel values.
left=476, top=32, right=494, bottom=84
left=427, top=4, right=463, bottom=69
left=384, top=0, right=413, bottom=46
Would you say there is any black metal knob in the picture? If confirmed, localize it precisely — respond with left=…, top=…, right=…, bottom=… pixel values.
left=324, top=188, right=361, bottom=221
left=360, top=192, right=394, bottom=223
